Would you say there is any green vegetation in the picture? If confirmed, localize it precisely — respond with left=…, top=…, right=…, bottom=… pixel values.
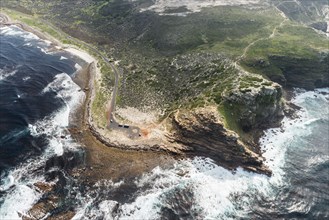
left=244, top=23, right=328, bottom=59
left=218, top=103, right=244, bottom=137
left=240, top=23, right=329, bottom=89
left=194, top=7, right=285, bottom=57
left=2, top=0, right=328, bottom=135
left=91, top=83, right=108, bottom=128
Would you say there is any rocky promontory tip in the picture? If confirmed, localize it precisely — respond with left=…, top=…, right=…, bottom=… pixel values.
left=170, top=107, right=272, bottom=176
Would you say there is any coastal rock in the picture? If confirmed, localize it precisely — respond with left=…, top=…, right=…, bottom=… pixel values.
left=45, top=151, right=84, bottom=173
left=223, top=83, right=283, bottom=132
left=170, top=107, right=271, bottom=176
left=23, top=195, right=59, bottom=220
left=34, top=182, right=55, bottom=193
left=284, top=101, right=302, bottom=119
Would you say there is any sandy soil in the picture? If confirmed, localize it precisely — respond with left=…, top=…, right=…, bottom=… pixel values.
left=64, top=48, right=95, bottom=64
left=116, top=107, right=159, bottom=125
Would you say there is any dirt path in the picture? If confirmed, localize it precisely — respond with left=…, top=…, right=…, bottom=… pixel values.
left=239, top=8, right=288, bottom=60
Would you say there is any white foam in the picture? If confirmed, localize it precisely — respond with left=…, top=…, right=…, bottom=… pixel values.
left=0, top=72, right=85, bottom=218
left=0, top=154, right=46, bottom=219
left=72, top=88, right=329, bottom=219
left=0, top=25, right=39, bottom=41
left=72, top=180, right=124, bottom=220
left=0, top=184, right=42, bottom=219
left=22, top=76, right=31, bottom=81
left=113, top=158, right=271, bottom=219
left=0, top=107, right=82, bottom=217
left=42, top=73, right=85, bottom=117
left=0, top=69, right=17, bottom=81
left=33, top=73, right=85, bottom=154
left=37, top=46, right=50, bottom=54
left=23, top=42, right=32, bottom=47
left=307, top=155, right=329, bottom=167
left=50, top=138, right=64, bottom=156
left=98, top=200, right=119, bottom=218
left=1, top=25, right=55, bottom=57
left=60, top=56, right=68, bottom=60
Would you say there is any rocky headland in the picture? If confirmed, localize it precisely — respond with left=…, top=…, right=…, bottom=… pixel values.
left=1, top=0, right=328, bottom=217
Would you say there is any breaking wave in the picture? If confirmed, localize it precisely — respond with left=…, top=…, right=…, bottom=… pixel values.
left=0, top=25, right=85, bottom=219
left=1, top=24, right=328, bottom=219
left=71, top=88, right=329, bottom=219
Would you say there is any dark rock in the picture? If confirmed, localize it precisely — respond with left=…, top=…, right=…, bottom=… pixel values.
left=269, top=54, right=329, bottom=90
left=24, top=194, right=59, bottom=220
left=284, top=101, right=301, bottom=119
left=310, top=22, right=328, bottom=33
left=34, top=182, right=55, bottom=193
left=170, top=107, right=272, bottom=176
left=45, top=151, right=83, bottom=172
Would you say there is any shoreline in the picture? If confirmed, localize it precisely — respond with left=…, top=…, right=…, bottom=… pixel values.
left=1, top=9, right=296, bottom=178
left=69, top=61, right=176, bottom=183
left=0, top=12, right=176, bottom=183
left=0, top=11, right=274, bottom=177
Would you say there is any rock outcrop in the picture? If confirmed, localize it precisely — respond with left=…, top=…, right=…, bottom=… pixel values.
left=170, top=107, right=272, bottom=176
left=223, top=82, right=284, bottom=132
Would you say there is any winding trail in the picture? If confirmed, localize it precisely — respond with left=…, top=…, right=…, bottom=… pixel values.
left=240, top=16, right=288, bottom=60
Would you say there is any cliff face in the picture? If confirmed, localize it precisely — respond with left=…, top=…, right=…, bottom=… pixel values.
left=222, top=83, right=284, bottom=132
left=268, top=54, right=329, bottom=90
left=170, top=107, right=272, bottom=176
left=168, top=81, right=284, bottom=176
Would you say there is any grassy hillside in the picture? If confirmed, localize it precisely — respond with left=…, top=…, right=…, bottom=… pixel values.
left=241, top=23, right=329, bottom=89
left=2, top=0, right=328, bottom=134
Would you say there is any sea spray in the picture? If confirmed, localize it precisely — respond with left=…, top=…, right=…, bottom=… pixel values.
left=0, top=79, right=84, bottom=218
left=0, top=25, right=85, bottom=218
left=71, top=88, right=329, bottom=219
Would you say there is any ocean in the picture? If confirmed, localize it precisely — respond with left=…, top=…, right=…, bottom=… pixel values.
left=0, top=25, right=328, bottom=220
left=0, top=25, right=85, bottom=218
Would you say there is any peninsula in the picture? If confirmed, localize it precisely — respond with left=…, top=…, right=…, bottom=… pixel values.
left=1, top=0, right=328, bottom=177
left=1, top=0, right=329, bottom=219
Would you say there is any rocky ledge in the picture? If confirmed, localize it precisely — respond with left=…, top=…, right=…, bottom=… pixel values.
left=85, top=68, right=285, bottom=176
left=223, top=81, right=284, bottom=132
left=170, top=107, right=272, bottom=176
left=164, top=76, right=284, bottom=176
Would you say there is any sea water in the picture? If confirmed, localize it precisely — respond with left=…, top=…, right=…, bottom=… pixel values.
left=0, top=25, right=84, bottom=219
left=0, top=25, right=328, bottom=219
